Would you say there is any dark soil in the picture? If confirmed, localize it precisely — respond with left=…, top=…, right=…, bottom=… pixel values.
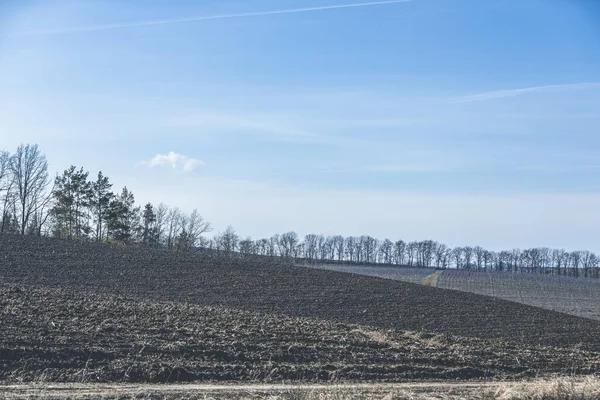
left=2, top=235, right=599, bottom=350
left=2, top=235, right=600, bottom=383
left=2, top=282, right=599, bottom=383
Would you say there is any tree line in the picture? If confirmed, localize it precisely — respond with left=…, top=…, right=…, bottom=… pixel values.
left=1, top=143, right=599, bottom=279
left=209, top=231, right=600, bottom=279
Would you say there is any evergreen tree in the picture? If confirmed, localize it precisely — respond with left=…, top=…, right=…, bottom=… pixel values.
left=90, top=171, right=114, bottom=242
left=106, top=187, right=140, bottom=243
left=51, top=166, right=92, bottom=239
left=141, top=202, right=157, bottom=245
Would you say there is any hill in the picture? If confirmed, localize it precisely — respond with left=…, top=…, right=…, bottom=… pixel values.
left=2, top=235, right=600, bottom=352
left=6, top=281, right=600, bottom=383
left=3, top=235, right=600, bottom=383
left=312, top=264, right=600, bottom=321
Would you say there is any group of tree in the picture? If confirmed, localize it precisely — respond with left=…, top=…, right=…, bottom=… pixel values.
left=0, top=144, right=52, bottom=235
left=2, top=143, right=599, bottom=280
left=0, top=144, right=211, bottom=248
left=205, top=230, right=600, bottom=279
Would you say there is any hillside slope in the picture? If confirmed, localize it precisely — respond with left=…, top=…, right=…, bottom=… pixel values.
left=6, top=282, right=599, bottom=383
left=311, top=264, right=600, bottom=321
left=2, top=235, right=600, bottom=351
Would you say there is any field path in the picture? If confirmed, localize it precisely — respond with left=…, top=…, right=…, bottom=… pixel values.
left=421, top=270, right=442, bottom=287
left=0, top=382, right=512, bottom=398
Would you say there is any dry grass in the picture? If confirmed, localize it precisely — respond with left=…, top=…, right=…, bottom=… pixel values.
left=3, top=379, right=600, bottom=399
left=491, top=376, right=600, bottom=400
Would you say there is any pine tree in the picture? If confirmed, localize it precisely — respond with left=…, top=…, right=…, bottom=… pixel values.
left=106, top=187, right=140, bottom=243
left=51, top=166, right=92, bottom=239
left=141, top=202, right=157, bottom=245
left=90, top=172, right=114, bottom=242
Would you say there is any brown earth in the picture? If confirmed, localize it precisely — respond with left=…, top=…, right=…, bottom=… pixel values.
left=1, top=282, right=599, bottom=384
left=1, top=235, right=600, bottom=383
left=2, top=235, right=600, bottom=349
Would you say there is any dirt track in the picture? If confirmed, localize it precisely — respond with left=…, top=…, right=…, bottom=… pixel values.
left=3, top=380, right=599, bottom=400
left=0, top=382, right=505, bottom=398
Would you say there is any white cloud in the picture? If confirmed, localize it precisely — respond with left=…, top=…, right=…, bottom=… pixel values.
left=146, top=152, right=205, bottom=172
left=452, top=82, right=600, bottom=103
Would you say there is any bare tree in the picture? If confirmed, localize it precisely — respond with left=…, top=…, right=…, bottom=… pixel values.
left=185, top=209, right=212, bottom=248
left=165, top=207, right=183, bottom=249
left=0, top=151, right=9, bottom=197
left=433, top=243, right=449, bottom=268
left=379, top=239, right=393, bottom=264
left=0, top=151, right=14, bottom=233
left=463, top=246, right=474, bottom=270
left=474, top=246, right=486, bottom=271
left=332, top=235, right=345, bottom=262
left=239, top=237, right=255, bottom=255
left=344, top=236, right=356, bottom=263
left=279, top=231, right=299, bottom=258
left=581, top=250, right=597, bottom=279
left=303, top=234, right=319, bottom=262
left=393, top=240, right=406, bottom=265
left=9, top=144, right=50, bottom=235
left=221, top=225, right=239, bottom=253
left=154, top=203, right=168, bottom=246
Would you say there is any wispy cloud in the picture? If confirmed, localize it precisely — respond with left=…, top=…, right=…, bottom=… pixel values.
left=146, top=152, right=205, bottom=172
left=168, top=113, right=316, bottom=136
left=363, top=164, right=447, bottom=173
left=319, top=163, right=453, bottom=174
left=452, top=82, right=600, bottom=103
left=19, top=0, right=411, bottom=36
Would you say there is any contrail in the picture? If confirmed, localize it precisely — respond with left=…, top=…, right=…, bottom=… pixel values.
left=452, top=82, right=600, bottom=103
left=20, top=0, right=411, bottom=36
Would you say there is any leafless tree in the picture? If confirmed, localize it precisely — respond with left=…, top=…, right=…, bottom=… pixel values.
left=304, top=234, right=319, bottom=261
left=185, top=209, right=212, bottom=248
left=165, top=207, right=183, bottom=249
left=255, top=238, right=269, bottom=256
left=433, top=243, right=449, bottom=268
left=379, top=239, right=393, bottom=264
left=9, top=144, right=50, bottom=235
left=279, top=231, right=299, bottom=258
left=393, top=240, right=406, bottom=265
left=474, top=246, right=486, bottom=271
left=0, top=151, right=14, bottom=233
left=463, top=246, right=474, bottom=270
left=238, top=237, right=254, bottom=255
left=344, top=236, right=356, bottom=262
left=154, top=203, right=168, bottom=245
left=581, top=250, right=597, bottom=279
left=570, top=251, right=582, bottom=278
left=332, top=235, right=345, bottom=261
left=221, top=225, right=239, bottom=253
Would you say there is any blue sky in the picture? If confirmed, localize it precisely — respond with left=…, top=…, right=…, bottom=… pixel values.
left=1, top=0, right=600, bottom=250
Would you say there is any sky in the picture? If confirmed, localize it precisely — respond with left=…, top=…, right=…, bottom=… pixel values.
left=1, top=0, right=600, bottom=251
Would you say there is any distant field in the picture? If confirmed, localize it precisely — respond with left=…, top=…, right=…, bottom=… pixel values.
left=312, top=264, right=600, bottom=321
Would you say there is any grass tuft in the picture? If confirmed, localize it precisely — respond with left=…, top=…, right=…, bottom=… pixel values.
left=492, top=376, right=600, bottom=400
